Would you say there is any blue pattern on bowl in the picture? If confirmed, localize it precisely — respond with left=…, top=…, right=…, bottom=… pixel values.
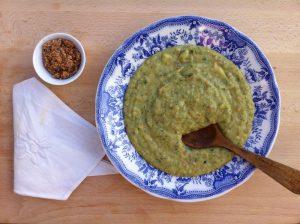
left=95, top=16, right=280, bottom=201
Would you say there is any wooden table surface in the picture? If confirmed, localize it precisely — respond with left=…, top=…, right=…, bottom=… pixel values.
left=1, top=0, right=300, bottom=223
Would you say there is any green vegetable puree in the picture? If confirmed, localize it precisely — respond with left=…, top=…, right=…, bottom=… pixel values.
left=124, top=45, right=254, bottom=176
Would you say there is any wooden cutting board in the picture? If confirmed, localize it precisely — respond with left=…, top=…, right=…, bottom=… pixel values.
left=0, top=0, right=299, bottom=223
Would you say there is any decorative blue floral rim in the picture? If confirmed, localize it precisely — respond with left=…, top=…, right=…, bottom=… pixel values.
left=95, top=16, right=280, bottom=202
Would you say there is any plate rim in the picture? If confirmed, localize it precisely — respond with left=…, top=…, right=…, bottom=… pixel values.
left=95, top=15, right=281, bottom=202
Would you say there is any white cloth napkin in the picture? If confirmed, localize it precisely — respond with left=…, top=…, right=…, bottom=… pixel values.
left=13, top=78, right=118, bottom=200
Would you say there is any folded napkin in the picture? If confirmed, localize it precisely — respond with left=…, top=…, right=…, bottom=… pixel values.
left=13, top=78, right=118, bottom=200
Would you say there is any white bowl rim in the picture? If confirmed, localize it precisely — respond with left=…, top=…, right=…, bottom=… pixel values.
left=32, top=32, right=86, bottom=85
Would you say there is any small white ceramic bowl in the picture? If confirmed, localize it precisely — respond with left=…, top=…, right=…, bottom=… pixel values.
left=33, top=32, right=86, bottom=85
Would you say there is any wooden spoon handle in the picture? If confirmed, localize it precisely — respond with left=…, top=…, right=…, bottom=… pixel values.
left=223, top=141, right=300, bottom=194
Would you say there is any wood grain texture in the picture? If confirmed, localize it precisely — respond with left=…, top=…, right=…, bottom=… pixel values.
left=0, top=0, right=300, bottom=223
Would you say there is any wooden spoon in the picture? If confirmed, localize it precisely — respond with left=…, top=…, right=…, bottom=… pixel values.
left=181, top=124, right=300, bottom=194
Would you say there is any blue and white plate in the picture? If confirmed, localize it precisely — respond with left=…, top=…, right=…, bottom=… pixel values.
left=95, top=16, right=280, bottom=202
